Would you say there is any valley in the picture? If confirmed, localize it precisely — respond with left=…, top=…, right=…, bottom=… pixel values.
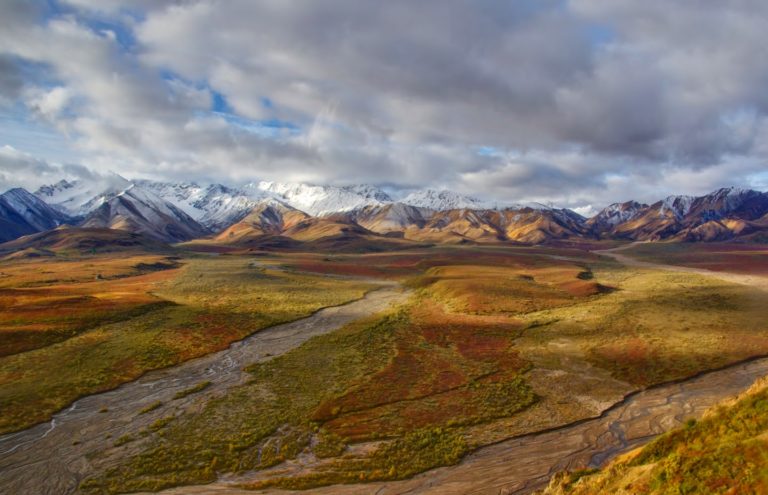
left=0, top=253, right=375, bottom=434
left=1, top=240, right=767, bottom=494
left=4, top=3, right=767, bottom=493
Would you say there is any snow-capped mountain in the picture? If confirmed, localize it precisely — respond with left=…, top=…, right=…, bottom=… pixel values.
left=1, top=188, right=71, bottom=232
left=81, top=185, right=208, bottom=242
left=658, top=195, right=695, bottom=219
left=134, top=180, right=279, bottom=231
left=586, top=200, right=648, bottom=235
left=400, top=189, right=495, bottom=211
left=20, top=176, right=768, bottom=246
left=0, top=188, right=72, bottom=242
left=132, top=180, right=207, bottom=218
left=194, top=185, right=272, bottom=231
left=604, top=187, right=768, bottom=241
left=398, top=188, right=544, bottom=211
left=687, top=187, right=766, bottom=220
left=250, top=181, right=392, bottom=216
left=34, top=175, right=132, bottom=217
left=347, top=203, right=429, bottom=233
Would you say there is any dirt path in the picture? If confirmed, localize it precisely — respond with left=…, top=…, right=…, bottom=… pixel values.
left=149, top=244, right=768, bottom=495
left=0, top=284, right=409, bottom=495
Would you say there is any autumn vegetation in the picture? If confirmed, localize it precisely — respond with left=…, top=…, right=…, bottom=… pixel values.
left=541, top=376, right=768, bottom=494
left=0, top=253, right=372, bottom=434
left=3, top=241, right=768, bottom=493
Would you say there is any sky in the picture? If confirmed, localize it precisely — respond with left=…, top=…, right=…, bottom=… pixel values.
left=1, top=0, right=768, bottom=213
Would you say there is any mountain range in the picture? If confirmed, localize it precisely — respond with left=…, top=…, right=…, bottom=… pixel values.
left=1, top=176, right=767, bottom=248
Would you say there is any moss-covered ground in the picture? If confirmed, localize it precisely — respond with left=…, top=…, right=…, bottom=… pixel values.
left=0, top=255, right=372, bottom=434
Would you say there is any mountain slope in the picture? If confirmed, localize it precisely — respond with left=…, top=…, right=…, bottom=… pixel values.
left=586, top=201, right=648, bottom=236
left=345, top=203, right=429, bottom=234
left=34, top=175, right=133, bottom=217
left=0, top=226, right=171, bottom=255
left=214, top=201, right=310, bottom=244
left=607, top=188, right=768, bottom=241
left=540, top=375, right=768, bottom=495
left=0, top=188, right=71, bottom=242
left=134, top=180, right=274, bottom=231
left=206, top=200, right=416, bottom=252
left=81, top=185, right=208, bottom=242
left=496, top=207, right=588, bottom=243
left=404, top=208, right=504, bottom=243
left=0, top=196, right=38, bottom=242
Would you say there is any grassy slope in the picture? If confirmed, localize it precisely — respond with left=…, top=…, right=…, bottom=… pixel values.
left=0, top=255, right=372, bottom=434
left=516, top=262, right=768, bottom=387
left=541, top=376, right=768, bottom=495
left=0, top=255, right=179, bottom=356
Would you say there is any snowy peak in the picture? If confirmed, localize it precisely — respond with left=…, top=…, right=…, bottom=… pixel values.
left=35, top=174, right=132, bottom=217
left=692, top=187, right=762, bottom=216
left=250, top=181, right=392, bottom=216
left=35, top=179, right=75, bottom=198
left=134, top=180, right=276, bottom=230
left=658, top=195, right=695, bottom=219
left=401, top=189, right=493, bottom=211
left=587, top=200, right=647, bottom=230
left=346, top=203, right=428, bottom=233
left=1, top=188, right=70, bottom=231
left=81, top=185, right=208, bottom=242
left=0, top=187, right=72, bottom=242
left=133, top=179, right=206, bottom=218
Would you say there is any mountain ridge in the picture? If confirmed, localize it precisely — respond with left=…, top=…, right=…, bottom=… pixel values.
left=3, top=179, right=767, bottom=246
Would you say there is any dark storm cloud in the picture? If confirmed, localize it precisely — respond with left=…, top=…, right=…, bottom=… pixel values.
left=0, top=0, right=767, bottom=208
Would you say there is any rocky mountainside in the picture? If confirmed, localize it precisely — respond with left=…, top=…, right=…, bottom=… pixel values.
left=585, top=200, right=648, bottom=235
left=80, top=185, right=208, bottom=242
left=0, top=188, right=71, bottom=242
left=604, top=187, right=768, bottom=241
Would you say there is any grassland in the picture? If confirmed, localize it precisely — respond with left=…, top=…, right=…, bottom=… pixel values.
left=623, top=241, right=768, bottom=276
left=81, top=246, right=608, bottom=492
left=541, top=375, right=768, bottom=495
left=6, top=242, right=768, bottom=493
left=0, top=254, right=179, bottom=356
left=0, top=254, right=373, bottom=434
left=506, top=260, right=768, bottom=393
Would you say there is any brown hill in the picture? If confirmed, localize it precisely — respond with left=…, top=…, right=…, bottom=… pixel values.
left=214, top=201, right=310, bottom=244
left=201, top=202, right=418, bottom=252
left=0, top=226, right=172, bottom=255
left=345, top=204, right=588, bottom=245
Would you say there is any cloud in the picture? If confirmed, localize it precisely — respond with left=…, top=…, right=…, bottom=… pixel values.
left=0, top=145, right=94, bottom=192
left=0, top=0, right=767, bottom=210
left=25, top=86, right=71, bottom=120
left=0, top=55, right=24, bottom=103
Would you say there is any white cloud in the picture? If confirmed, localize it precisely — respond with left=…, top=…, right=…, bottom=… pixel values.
left=0, top=0, right=766, bottom=206
left=25, top=86, right=71, bottom=120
